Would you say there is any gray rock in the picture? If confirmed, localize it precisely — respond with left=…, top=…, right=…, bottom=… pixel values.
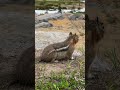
left=42, top=19, right=48, bottom=22
left=36, top=13, right=63, bottom=21
left=35, top=19, right=48, bottom=24
left=69, top=15, right=79, bottom=20
left=69, top=14, right=85, bottom=20
left=72, top=50, right=83, bottom=59
left=35, top=22, right=53, bottom=28
left=78, top=14, right=85, bottom=20
left=35, top=31, right=68, bottom=50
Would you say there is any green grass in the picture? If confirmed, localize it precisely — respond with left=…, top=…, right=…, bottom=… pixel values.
left=36, top=71, right=85, bottom=90
left=35, top=52, right=85, bottom=90
left=35, top=0, right=84, bottom=10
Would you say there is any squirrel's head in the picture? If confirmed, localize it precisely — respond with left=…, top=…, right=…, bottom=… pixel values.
left=67, top=32, right=79, bottom=44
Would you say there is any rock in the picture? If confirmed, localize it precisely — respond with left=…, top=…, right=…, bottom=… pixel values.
left=35, top=31, right=68, bottom=50
left=36, top=13, right=63, bottom=21
left=35, top=22, right=53, bottom=28
left=72, top=50, right=83, bottom=59
left=35, top=13, right=63, bottom=27
left=35, top=18, right=48, bottom=24
left=42, top=19, right=48, bottom=22
left=69, top=15, right=79, bottom=20
left=78, top=14, right=85, bottom=20
left=69, top=14, right=85, bottom=20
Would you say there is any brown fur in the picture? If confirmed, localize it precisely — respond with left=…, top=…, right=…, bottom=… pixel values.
left=40, top=32, right=79, bottom=62
left=85, top=14, right=104, bottom=79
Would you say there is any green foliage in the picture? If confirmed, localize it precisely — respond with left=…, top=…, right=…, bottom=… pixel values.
left=36, top=60, right=85, bottom=90
left=36, top=71, right=85, bottom=90
left=35, top=0, right=84, bottom=10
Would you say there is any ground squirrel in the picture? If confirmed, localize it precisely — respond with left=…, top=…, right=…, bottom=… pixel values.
left=40, top=32, right=79, bottom=62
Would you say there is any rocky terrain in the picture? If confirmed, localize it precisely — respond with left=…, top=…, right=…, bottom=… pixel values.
left=35, top=12, right=85, bottom=58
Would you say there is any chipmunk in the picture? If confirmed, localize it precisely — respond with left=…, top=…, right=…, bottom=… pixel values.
left=85, top=14, right=105, bottom=79
left=40, top=32, right=79, bottom=62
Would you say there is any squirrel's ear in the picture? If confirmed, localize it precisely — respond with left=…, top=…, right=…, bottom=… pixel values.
left=69, top=32, right=72, bottom=36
